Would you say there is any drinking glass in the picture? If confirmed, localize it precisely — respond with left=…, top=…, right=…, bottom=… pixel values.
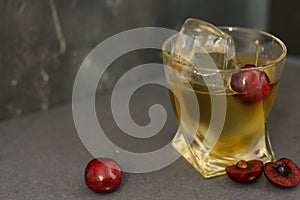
left=162, top=27, right=287, bottom=178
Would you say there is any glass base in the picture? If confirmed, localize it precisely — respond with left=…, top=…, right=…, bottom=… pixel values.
left=172, top=124, right=275, bottom=178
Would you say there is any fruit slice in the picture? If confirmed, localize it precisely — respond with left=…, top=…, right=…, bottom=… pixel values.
left=264, top=158, right=300, bottom=188
left=84, top=158, right=122, bottom=192
left=231, top=64, right=271, bottom=103
left=226, top=160, right=264, bottom=183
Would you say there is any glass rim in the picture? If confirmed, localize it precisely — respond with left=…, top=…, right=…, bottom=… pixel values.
left=162, top=26, right=287, bottom=72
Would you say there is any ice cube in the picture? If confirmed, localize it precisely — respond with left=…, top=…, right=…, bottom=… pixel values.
left=174, top=18, right=236, bottom=69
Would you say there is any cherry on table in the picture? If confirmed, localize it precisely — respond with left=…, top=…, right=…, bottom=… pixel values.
left=264, top=158, right=300, bottom=188
left=226, top=160, right=264, bottom=183
left=84, top=158, right=122, bottom=193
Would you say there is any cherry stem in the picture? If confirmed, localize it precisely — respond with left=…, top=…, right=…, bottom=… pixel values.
left=254, top=40, right=259, bottom=66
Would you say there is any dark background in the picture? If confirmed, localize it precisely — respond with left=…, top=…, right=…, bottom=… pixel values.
left=0, top=0, right=297, bottom=120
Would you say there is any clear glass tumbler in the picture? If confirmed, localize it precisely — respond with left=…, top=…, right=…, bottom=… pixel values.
left=162, top=27, right=287, bottom=178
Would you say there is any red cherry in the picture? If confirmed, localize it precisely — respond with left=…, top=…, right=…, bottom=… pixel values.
left=231, top=64, right=271, bottom=103
left=264, top=158, right=300, bottom=188
left=242, top=64, right=256, bottom=69
left=226, top=160, right=264, bottom=183
left=84, top=158, right=122, bottom=192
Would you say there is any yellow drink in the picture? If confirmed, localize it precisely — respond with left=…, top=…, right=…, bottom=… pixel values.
left=165, top=53, right=279, bottom=178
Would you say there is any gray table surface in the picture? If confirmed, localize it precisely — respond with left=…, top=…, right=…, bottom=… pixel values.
left=1, top=57, right=300, bottom=200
